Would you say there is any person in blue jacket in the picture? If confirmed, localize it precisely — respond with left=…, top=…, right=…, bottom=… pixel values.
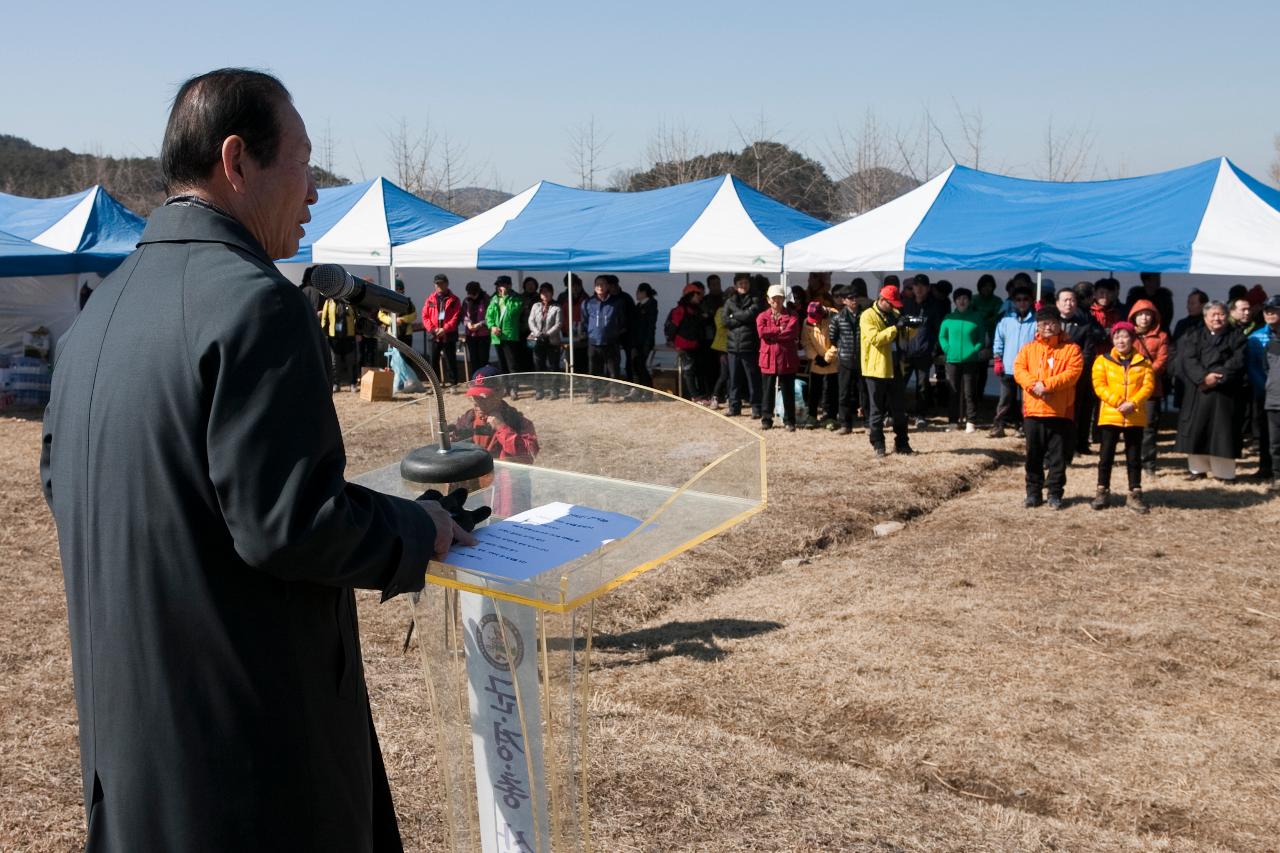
left=990, top=285, right=1038, bottom=438
left=583, top=275, right=626, bottom=400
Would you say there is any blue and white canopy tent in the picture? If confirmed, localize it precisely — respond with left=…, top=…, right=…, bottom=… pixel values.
left=394, top=174, right=828, bottom=373
left=783, top=158, right=1280, bottom=300
left=278, top=177, right=463, bottom=267
left=0, top=186, right=144, bottom=356
left=395, top=175, right=828, bottom=273
left=0, top=185, right=144, bottom=274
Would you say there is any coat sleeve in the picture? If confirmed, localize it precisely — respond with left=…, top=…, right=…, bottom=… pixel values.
left=200, top=280, right=436, bottom=598
left=757, top=312, right=777, bottom=343
left=1013, top=343, right=1034, bottom=391
left=442, top=296, right=461, bottom=334
left=1180, top=331, right=1208, bottom=385
left=1091, top=357, right=1115, bottom=407
left=1246, top=332, right=1269, bottom=393
left=1149, top=335, right=1170, bottom=376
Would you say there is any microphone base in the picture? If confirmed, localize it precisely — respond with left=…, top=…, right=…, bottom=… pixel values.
left=400, top=442, right=495, bottom=484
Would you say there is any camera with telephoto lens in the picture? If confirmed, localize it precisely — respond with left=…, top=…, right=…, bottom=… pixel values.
left=896, top=313, right=925, bottom=330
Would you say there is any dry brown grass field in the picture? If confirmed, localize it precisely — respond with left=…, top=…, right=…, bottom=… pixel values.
left=3, top=388, right=1278, bottom=852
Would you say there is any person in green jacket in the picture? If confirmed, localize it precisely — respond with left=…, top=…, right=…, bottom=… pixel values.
left=938, top=287, right=989, bottom=432
left=971, top=274, right=1006, bottom=342
left=485, top=275, right=525, bottom=380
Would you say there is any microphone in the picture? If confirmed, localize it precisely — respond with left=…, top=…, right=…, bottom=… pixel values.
left=311, top=263, right=413, bottom=316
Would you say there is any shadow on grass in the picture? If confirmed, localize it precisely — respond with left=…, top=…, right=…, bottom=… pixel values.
left=1143, top=486, right=1275, bottom=510
left=592, top=618, right=784, bottom=666
left=0, top=406, right=45, bottom=423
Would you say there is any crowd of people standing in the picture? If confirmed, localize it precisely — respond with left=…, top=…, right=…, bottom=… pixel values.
left=302, top=263, right=1280, bottom=508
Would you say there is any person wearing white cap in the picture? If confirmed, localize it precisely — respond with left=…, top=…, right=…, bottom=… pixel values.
left=756, top=283, right=801, bottom=431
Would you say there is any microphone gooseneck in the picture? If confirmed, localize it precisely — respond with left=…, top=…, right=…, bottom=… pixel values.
left=313, top=263, right=494, bottom=485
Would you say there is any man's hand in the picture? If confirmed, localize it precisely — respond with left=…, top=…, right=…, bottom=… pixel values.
left=1204, top=372, right=1223, bottom=388
left=1031, top=380, right=1047, bottom=397
left=416, top=500, right=475, bottom=560
left=486, top=414, right=508, bottom=430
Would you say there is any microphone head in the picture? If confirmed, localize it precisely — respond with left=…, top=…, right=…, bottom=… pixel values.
left=311, top=264, right=354, bottom=301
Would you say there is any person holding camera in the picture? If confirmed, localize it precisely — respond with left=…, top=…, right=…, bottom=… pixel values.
left=801, top=299, right=838, bottom=428
left=527, top=282, right=562, bottom=398
left=860, top=282, right=917, bottom=457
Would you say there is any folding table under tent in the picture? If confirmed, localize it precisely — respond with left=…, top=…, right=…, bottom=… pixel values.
left=0, top=185, right=144, bottom=274
left=393, top=174, right=829, bottom=273
left=782, top=157, right=1280, bottom=280
left=278, top=177, right=464, bottom=267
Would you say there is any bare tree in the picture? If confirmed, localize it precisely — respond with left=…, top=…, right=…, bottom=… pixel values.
left=1035, top=118, right=1098, bottom=181
left=644, top=120, right=712, bottom=184
left=732, top=111, right=823, bottom=204
left=827, top=109, right=906, bottom=216
left=949, top=99, right=986, bottom=170
left=892, top=107, right=947, bottom=185
left=430, top=133, right=482, bottom=212
left=1271, top=134, right=1280, bottom=186
left=385, top=118, right=435, bottom=196
left=566, top=115, right=611, bottom=190
left=317, top=119, right=336, bottom=176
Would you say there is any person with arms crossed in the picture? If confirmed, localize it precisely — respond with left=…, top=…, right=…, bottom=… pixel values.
left=40, top=69, right=475, bottom=853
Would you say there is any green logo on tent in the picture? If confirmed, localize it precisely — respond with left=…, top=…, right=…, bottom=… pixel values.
left=752, top=256, right=766, bottom=265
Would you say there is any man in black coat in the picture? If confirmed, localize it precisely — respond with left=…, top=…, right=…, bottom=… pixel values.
left=1057, top=287, right=1108, bottom=455
left=1175, top=300, right=1249, bottom=481
left=40, top=69, right=472, bottom=852
left=720, top=272, right=764, bottom=417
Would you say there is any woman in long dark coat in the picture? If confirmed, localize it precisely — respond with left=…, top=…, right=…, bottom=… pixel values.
left=1175, top=300, right=1248, bottom=480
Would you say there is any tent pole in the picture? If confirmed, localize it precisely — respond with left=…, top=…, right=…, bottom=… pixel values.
left=567, top=269, right=575, bottom=400
left=1035, top=269, right=1042, bottom=307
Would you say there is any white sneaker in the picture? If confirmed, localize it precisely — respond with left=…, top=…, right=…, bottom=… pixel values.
left=965, top=422, right=976, bottom=434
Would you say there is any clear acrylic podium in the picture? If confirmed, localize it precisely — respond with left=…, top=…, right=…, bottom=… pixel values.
left=350, top=373, right=765, bottom=853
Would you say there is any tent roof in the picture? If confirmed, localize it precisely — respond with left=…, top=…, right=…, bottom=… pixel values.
left=279, top=177, right=463, bottom=265
left=0, top=186, right=144, bottom=273
left=0, top=228, right=77, bottom=277
left=783, top=158, right=1280, bottom=275
left=395, top=175, right=828, bottom=272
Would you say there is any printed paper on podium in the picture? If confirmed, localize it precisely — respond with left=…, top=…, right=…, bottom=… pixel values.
left=444, top=502, right=642, bottom=582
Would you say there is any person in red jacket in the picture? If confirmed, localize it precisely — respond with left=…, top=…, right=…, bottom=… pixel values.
left=667, top=284, right=707, bottom=401
left=757, top=284, right=801, bottom=431
left=1129, top=298, right=1170, bottom=476
left=422, top=273, right=462, bottom=385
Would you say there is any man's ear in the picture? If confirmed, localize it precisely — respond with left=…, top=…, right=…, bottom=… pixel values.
left=220, top=135, right=249, bottom=194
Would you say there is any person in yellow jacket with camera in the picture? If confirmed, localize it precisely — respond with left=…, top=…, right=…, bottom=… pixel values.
left=1090, top=321, right=1156, bottom=512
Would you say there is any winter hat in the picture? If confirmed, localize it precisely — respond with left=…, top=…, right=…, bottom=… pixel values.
left=848, top=278, right=868, bottom=299
left=682, top=283, right=703, bottom=296
left=806, top=301, right=826, bottom=323
left=1263, top=295, right=1280, bottom=311
left=1110, top=321, right=1137, bottom=338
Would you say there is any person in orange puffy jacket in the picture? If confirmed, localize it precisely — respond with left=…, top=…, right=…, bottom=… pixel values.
left=757, top=284, right=800, bottom=431
left=1014, top=307, right=1084, bottom=509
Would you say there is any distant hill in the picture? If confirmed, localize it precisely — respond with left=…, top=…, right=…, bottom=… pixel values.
left=833, top=167, right=919, bottom=219
left=436, top=186, right=512, bottom=218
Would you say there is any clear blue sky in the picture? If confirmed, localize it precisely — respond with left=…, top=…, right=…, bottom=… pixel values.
left=4, top=0, right=1278, bottom=192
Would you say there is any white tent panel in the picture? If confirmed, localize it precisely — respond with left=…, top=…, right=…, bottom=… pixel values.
left=784, top=167, right=953, bottom=272
left=1189, top=160, right=1280, bottom=276
left=395, top=183, right=541, bottom=269
left=32, top=189, right=98, bottom=252
left=669, top=176, right=780, bottom=272
left=312, top=181, right=392, bottom=265
left=0, top=274, right=79, bottom=356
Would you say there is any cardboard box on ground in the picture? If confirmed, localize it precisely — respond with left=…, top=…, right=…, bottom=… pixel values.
left=360, top=368, right=394, bottom=402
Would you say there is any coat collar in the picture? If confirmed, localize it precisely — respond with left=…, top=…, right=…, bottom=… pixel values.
left=138, top=202, right=272, bottom=263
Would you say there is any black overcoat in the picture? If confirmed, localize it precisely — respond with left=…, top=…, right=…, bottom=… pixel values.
left=1174, top=323, right=1248, bottom=459
left=40, top=203, right=434, bottom=852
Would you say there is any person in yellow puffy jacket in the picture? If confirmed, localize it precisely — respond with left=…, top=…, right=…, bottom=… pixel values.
left=801, top=301, right=838, bottom=428
left=1090, top=321, right=1155, bottom=512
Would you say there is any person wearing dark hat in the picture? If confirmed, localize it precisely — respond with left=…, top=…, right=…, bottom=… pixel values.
left=937, top=287, right=987, bottom=433
left=1174, top=300, right=1248, bottom=481
left=1013, top=307, right=1084, bottom=508
left=461, top=280, right=491, bottom=374
left=629, top=282, right=658, bottom=391
left=721, top=272, right=764, bottom=417
left=860, top=282, right=915, bottom=456
left=990, top=285, right=1037, bottom=438
left=422, top=273, right=461, bottom=385
left=1090, top=321, right=1155, bottom=512
left=486, top=275, right=524, bottom=389
left=828, top=279, right=868, bottom=434
left=900, top=272, right=948, bottom=429
left=1246, top=295, right=1280, bottom=488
